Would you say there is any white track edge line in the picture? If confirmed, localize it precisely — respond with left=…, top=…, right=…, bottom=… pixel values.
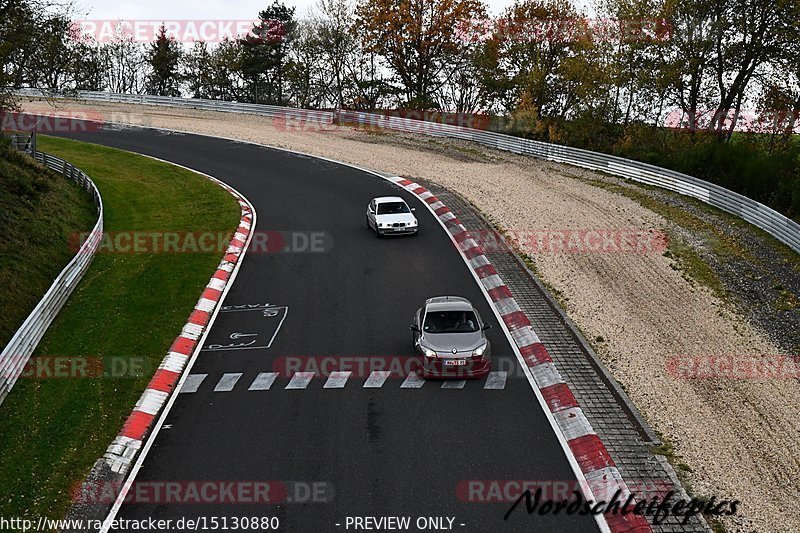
left=394, top=178, right=610, bottom=533
left=99, top=157, right=257, bottom=533
left=71, top=121, right=609, bottom=533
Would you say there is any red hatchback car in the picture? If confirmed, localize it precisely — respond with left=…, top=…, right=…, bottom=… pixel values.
left=410, top=296, right=492, bottom=378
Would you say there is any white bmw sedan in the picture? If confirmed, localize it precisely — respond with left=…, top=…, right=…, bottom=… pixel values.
left=366, top=196, right=419, bottom=238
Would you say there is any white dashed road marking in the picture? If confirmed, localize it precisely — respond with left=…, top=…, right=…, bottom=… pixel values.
left=179, top=371, right=509, bottom=393
left=286, top=371, right=315, bottom=390
left=214, top=373, right=242, bottom=392
left=484, top=371, right=507, bottom=389
left=400, top=373, right=425, bottom=389
left=180, top=374, right=207, bottom=393
left=363, top=371, right=392, bottom=388
left=248, top=372, right=279, bottom=391
left=323, top=371, right=352, bottom=389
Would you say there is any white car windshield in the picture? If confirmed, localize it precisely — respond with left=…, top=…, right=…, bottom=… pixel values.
left=423, top=311, right=479, bottom=333
left=377, top=202, right=410, bottom=215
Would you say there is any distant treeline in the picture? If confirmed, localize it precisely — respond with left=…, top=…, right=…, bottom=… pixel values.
left=2, top=0, right=798, bottom=219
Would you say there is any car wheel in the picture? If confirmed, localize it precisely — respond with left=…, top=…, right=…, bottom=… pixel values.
left=375, top=227, right=382, bottom=239
left=366, top=216, right=371, bottom=230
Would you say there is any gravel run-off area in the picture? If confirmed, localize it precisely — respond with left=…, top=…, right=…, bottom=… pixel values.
left=21, top=99, right=800, bottom=532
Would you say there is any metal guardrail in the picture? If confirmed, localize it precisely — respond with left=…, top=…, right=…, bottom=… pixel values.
left=0, top=134, right=104, bottom=406
left=335, top=110, right=800, bottom=253
left=13, top=89, right=799, bottom=253
left=14, top=87, right=334, bottom=124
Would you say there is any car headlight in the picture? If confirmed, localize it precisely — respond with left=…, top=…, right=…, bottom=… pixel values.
left=472, top=343, right=488, bottom=357
left=418, top=344, right=437, bottom=358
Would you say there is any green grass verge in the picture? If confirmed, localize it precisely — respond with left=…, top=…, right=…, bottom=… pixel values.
left=0, top=138, right=97, bottom=349
left=0, top=136, right=240, bottom=520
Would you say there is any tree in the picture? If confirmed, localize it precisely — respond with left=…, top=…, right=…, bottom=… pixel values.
left=482, top=0, right=594, bottom=118
left=753, top=2, right=800, bottom=150
left=100, top=24, right=147, bottom=94
left=356, top=0, right=487, bottom=109
left=707, top=0, right=797, bottom=140
left=595, top=0, right=671, bottom=126
left=310, top=0, right=396, bottom=109
left=312, top=0, right=357, bottom=107
left=658, top=0, right=717, bottom=132
left=240, top=0, right=297, bottom=104
left=284, top=20, right=326, bottom=108
left=183, top=42, right=214, bottom=99
left=347, top=49, right=397, bottom=109
left=435, top=22, right=494, bottom=113
left=183, top=39, right=249, bottom=101
left=0, top=0, right=74, bottom=108
left=146, top=24, right=182, bottom=96
left=27, top=14, right=77, bottom=90
left=71, top=40, right=105, bottom=91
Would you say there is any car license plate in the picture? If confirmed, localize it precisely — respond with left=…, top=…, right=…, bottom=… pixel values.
left=444, top=359, right=466, bottom=366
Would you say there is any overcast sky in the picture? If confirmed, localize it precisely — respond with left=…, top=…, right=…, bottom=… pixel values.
left=71, top=0, right=522, bottom=20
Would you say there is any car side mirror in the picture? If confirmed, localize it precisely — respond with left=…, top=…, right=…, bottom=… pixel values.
left=411, top=207, right=416, bottom=211
left=410, top=324, right=420, bottom=332
left=482, top=323, right=492, bottom=330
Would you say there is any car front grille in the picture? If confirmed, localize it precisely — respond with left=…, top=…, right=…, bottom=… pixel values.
left=392, top=222, right=405, bottom=227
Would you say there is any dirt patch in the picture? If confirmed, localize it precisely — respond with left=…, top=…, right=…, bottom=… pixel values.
left=22, top=98, right=800, bottom=532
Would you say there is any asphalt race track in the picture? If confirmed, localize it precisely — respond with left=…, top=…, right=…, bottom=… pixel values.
left=47, top=123, right=600, bottom=533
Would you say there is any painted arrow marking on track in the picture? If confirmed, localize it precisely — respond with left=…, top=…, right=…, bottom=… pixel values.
left=230, top=332, right=258, bottom=339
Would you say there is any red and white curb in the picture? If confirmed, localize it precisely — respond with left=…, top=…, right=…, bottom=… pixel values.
left=389, top=176, right=652, bottom=533
left=101, top=180, right=254, bottom=477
